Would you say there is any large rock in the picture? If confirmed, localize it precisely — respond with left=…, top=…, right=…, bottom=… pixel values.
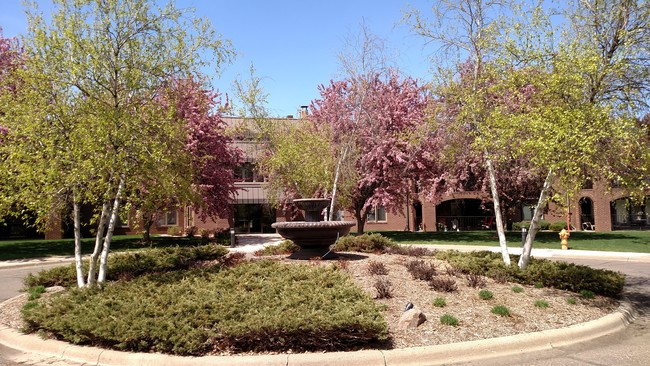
left=398, top=306, right=427, bottom=329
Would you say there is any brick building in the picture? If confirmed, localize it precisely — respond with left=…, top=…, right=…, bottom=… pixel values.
left=4, top=115, right=648, bottom=240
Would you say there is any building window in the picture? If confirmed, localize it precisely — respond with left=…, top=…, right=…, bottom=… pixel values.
left=236, top=162, right=263, bottom=182
left=157, top=211, right=177, bottom=226
left=367, top=206, right=387, bottom=222
left=186, top=207, right=194, bottom=228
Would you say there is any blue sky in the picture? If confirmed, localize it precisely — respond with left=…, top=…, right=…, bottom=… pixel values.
left=0, top=0, right=435, bottom=118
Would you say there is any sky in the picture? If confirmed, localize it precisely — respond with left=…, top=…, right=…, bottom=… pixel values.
left=0, top=0, right=436, bottom=118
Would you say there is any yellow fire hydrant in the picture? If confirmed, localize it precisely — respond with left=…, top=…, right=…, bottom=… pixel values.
left=559, top=229, right=570, bottom=250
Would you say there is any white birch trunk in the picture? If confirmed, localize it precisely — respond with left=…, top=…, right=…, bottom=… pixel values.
left=97, top=176, right=125, bottom=284
left=329, top=145, right=350, bottom=221
left=518, top=169, right=555, bottom=269
left=72, top=198, right=86, bottom=288
left=485, top=156, right=510, bottom=266
left=87, top=200, right=109, bottom=286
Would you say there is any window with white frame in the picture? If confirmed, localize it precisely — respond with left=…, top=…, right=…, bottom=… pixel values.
left=157, top=210, right=177, bottom=226
left=366, top=205, right=387, bottom=222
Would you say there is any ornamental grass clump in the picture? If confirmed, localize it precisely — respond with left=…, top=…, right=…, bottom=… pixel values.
left=432, top=297, right=446, bottom=308
left=491, top=305, right=511, bottom=317
left=21, top=260, right=388, bottom=356
left=534, top=300, right=550, bottom=308
left=478, top=289, right=494, bottom=300
left=439, top=314, right=459, bottom=326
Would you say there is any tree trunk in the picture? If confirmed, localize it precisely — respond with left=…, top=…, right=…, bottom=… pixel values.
left=87, top=200, right=110, bottom=286
left=518, top=169, right=554, bottom=269
left=353, top=205, right=367, bottom=235
left=97, top=176, right=125, bottom=284
left=142, top=213, right=154, bottom=244
left=72, top=197, right=86, bottom=288
left=485, top=156, right=511, bottom=266
left=329, top=144, right=350, bottom=221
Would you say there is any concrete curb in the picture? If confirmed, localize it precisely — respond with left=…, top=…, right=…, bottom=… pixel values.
left=0, top=300, right=635, bottom=366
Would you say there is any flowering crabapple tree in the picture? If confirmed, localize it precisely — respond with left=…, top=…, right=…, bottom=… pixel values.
left=131, top=77, right=241, bottom=242
left=310, top=70, right=429, bottom=234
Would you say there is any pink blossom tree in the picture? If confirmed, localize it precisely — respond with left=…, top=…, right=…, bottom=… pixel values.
left=131, top=76, right=242, bottom=241
left=310, top=70, right=429, bottom=234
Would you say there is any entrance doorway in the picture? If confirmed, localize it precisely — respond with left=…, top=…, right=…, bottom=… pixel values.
left=579, top=197, right=595, bottom=230
left=234, top=204, right=276, bottom=233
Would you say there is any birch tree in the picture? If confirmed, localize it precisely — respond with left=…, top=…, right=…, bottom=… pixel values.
left=2, top=0, right=234, bottom=287
left=403, top=0, right=514, bottom=265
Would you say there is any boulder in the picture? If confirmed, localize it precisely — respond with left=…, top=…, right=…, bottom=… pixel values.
left=397, top=306, right=426, bottom=329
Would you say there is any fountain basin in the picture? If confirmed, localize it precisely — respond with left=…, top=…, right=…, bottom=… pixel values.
left=272, top=220, right=355, bottom=259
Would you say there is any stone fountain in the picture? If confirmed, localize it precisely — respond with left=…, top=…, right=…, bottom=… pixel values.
left=271, top=198, right=355, bottom=259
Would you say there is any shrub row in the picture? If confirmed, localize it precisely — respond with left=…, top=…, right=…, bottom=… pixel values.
left=333, top=233, right=398, bottom=253
left=512, top=220, right=569, bottom=232
left=22, top=260, right=388, bottom=356
left=434, top=250, right=624, bottom=297
left=24, top=244, right=229, bottom=289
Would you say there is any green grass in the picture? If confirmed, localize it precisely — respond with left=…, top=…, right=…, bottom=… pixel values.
left=374, top=230, right=650, bottom=253
left=3, top=229, right=650, bottom=262
left=0, top=235, right=222, bottom=261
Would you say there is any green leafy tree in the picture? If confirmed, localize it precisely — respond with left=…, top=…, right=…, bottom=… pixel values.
left=1, top=0, right=234, bottom=286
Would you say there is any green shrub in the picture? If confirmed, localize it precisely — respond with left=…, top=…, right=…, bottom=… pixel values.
left=434, top=250, right=624, bottom=298
left=166, top=226, right=182, bottom=236
left=439, top=314, right=459, bottom=326
left=333, top=233, right=397, bottom=253
left=24, top=244, right=229, bottom=289
left=534, top=300, right=550, bottom=308
left=511, top=286, right=524, bottom=293
left=27, top=286, right=46, bottom=301
left=566, top=297, right=577, bottom=305
left=491, top=305, right=511, bottom=317
left=478, top=290, right=493, bottom=300
left=22, top=260, right=388, bottom=356
left=433, top=297, right=446, bottom=308
left=254, top=240, right=299, bottom=255
left=513, top=220, right=550, bottom=231
left=522, top=259, right=624, bottom=297
left=549, top=221, right=569, bottom=231
left=580, top=290, right=595, bottom=299
left=386, top=246, right=436, bottom=257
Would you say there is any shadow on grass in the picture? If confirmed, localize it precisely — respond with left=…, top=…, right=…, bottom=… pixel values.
left=372, top=230, right=650, bottom=253
left=0, top=236, right=220, bottom=261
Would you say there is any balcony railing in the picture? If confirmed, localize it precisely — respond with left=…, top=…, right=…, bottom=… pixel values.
left=436, top=216, right=495, bottom=231
left=611, top=213, right=650, bottom=230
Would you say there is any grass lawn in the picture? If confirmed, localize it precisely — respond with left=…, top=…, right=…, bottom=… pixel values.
left=374, top=230, right=650, bottom=253
left=2, top=230, right=650, bottom=261
left=0, top=235, right=216, bottom=261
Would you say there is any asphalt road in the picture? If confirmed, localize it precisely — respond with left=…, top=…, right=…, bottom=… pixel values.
left=0, top=262, right=69, bottom=303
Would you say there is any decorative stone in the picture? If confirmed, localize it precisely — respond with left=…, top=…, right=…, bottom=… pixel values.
left=398, top=306, right=427, bottom=329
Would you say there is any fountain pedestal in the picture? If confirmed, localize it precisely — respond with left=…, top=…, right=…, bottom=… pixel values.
left=271, top=198, right=355, bottom=259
